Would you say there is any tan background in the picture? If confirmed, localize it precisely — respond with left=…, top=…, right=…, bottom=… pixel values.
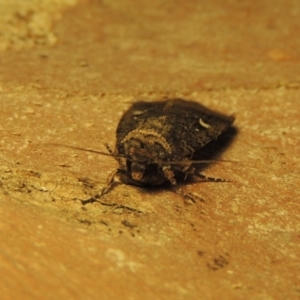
left=1, top=0, right=300, bottom=299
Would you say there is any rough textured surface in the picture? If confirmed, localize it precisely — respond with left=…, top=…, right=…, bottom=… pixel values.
left=0, top=0, right=77, bottom=51
left=0, top=0, right=300, bottom=299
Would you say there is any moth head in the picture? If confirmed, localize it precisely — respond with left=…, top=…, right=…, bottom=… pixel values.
left=122, top=138, right=168, bottom=183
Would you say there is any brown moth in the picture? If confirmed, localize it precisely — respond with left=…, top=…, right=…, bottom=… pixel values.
left=102, top=99, right=235, bottom=195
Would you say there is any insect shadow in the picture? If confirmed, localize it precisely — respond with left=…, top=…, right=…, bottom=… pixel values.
left=50, top=99, right=238, bottom=204
left=190, top=126, right=238, bottom=174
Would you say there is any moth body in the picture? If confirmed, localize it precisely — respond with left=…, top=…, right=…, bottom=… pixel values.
left=114, top=99, right=235, bottom=187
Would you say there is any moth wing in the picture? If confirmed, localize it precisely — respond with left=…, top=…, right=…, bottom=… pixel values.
left=161, top=99, right=235, bottom=154
left=116, top=101, right=168, bottom=141
left=116, top=99, right=235, bottom=158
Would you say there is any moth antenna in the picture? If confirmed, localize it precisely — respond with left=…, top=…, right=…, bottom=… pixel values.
left=46, top=143, right=127, bottom=159
left=104, top=143, right=114, bottom=155
left=157, top=159, right=238, bottom=165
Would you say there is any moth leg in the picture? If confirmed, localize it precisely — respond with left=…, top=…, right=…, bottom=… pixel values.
left=80, top=170, right=121, bottom=205
left=171, top=186, right=204, bottom=203
left=182, top=166, right=195, bottom=180
left=100, top=169, right=119, bottom=195
left=195, top=172, right=230, bottom=182
left=162, top=166, right=177, bottom=185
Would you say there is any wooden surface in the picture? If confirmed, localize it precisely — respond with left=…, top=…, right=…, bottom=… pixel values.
left=1, top=0, right=300, bottom=299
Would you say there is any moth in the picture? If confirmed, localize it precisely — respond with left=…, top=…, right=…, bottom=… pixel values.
left=113, top=98, right=234, bottom=185
left=52, top=99, right=235, bottom=201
